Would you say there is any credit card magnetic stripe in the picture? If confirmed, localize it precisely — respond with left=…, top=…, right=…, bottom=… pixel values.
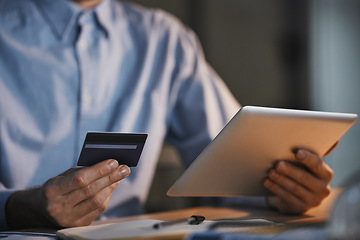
left=84, top=132, right=147, bottom=143
left=84, top=144, right=138, bottom=150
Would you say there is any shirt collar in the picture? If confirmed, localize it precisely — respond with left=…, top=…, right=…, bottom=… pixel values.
left=93, top=0, right=114, bottom=38
left=34, top=0, right=81, bottom=40
left=34, top=0, right=114, bottom=40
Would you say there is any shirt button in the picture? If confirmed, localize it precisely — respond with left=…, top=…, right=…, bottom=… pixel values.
left=83, top=94, right=92, bottom=109
left=78, top=40, right=88, bottom=50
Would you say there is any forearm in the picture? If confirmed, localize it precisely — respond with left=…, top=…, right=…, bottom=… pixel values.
left=5, top=186, right=58, bottom=230
left=5, top=161, right=129, bottom=230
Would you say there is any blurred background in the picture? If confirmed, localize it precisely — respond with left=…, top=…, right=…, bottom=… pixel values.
left=125, top=0, right=360, bottom=213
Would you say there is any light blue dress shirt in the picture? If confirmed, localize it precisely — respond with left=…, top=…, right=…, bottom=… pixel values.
left=0, top=0, right=240, bottom=229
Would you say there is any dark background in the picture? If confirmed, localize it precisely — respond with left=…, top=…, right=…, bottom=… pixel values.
left=125, top=0, right=360, bottom=213
left=129, top=0, right=311, bottom=109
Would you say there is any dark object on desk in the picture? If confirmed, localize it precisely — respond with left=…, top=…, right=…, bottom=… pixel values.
left=153, top=215, right=205, bottom=229
left=77, top=132, right=147, bottom=167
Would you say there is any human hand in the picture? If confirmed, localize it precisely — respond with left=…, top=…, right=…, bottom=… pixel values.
left=264, top=149, right=333, bottom=214
left=6, top=159, right=130, bottom=229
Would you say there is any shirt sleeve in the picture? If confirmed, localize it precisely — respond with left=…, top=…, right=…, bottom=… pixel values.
left=164, top=23, right=240, bottom=167
left=162, top=16, right=269, bottom=209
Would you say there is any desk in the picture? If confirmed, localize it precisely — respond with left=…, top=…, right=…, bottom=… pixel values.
left=1, top=188, right=341, bottom=240
left=98, top=187, right=341, bottom=225
left=76, top=188, right=339, bottom=240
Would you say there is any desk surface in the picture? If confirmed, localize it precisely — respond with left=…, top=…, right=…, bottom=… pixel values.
left=82, top=189, right=340, bottom=240
left=97, top=187, right=341, bottom=226
left=1, top=188, right=341, bottom=239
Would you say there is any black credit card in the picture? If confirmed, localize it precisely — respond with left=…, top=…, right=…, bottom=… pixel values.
left=77, top=132, right=147, bottom=167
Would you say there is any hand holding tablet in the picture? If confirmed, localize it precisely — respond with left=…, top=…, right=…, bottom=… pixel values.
left=167, top=106, right=358, bottom=197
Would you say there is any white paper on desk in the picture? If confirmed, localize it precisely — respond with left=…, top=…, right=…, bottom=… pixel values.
left=56, top=219, right=214, bottom=240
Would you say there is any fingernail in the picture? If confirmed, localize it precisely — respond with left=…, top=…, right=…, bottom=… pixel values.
left=108, top=160, right=119, bottom=170
left=264, top=179, right=271, bottom=188
left=119, top=165, right=130, bottom=178
left=276, top=161, right=286, bottom=171
left=269, top=169, right=276, bottom=178
left=296, top=150, right=306, bottom=160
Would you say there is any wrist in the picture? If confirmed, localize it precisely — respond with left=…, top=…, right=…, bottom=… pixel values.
left=5, top=186, right=59, bottom=230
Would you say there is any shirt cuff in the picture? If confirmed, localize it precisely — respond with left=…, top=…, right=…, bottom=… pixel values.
left=0, top=190, right=16, bottom=230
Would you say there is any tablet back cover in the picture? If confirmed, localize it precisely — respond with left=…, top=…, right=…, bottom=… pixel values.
left=167, top=106, right=358, bottom=196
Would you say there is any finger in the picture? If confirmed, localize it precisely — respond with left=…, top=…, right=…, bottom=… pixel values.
left=73, top=193, right=113, bottom=227
left=267, top=169, right=323, bottom=207
left=57, top=159, right=120, bottom=195
left=274, top=161, right=331, bottom=198
left=48, top=182, right=119, bottom=227
left=72, top=181, right=119, bottom=219
left=264, top=178, right=307, bottom=214
left=267, top=196, right=288, bottom=213
left=56, top=181, right=119, bottom=227
left=295, top=150, right=333, bottom=182
left=43, top=168, right=82, bottom=201
left=58, top=168, right=82, bottom=177
left=267, top=196, right=306, bottom=215
left=45, top=164, right=128, bottom=225
left=66, top=166, right=129, bottom=204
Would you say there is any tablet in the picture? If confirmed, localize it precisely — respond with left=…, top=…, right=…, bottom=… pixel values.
left=167, top=106, right=358, bottom=197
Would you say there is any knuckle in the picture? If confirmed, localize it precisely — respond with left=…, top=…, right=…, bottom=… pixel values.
left=43, top=185, right=56, bottom=199
left=313, top=159, right=323, bottom=172
left=98, top=203, right=107, bottom=213
left=327, top=168, right=334, bottom=181
left=88, top=196, right=106, bottom=212
left=47, top=203, right=61, bottom=217
left=289, top=182, right=300, bottom=194
left=97, top=166, right=108, bottom=177
left=264, top=179, right=275, bottom=191
left=273, top=172, right=282, bottom=182
left=43, top=178, right=59, bottom=198
left=310, top=196, right=322, bottom=208
left=82, top=184, right=93, bottom=196
left=73, top=172, right=87, bottom=188
left=315, top=183, right=331, bottom=199
left=269, top=170, right=283, bottom=183
left=323, top=185, right=331, bottom=198
left=108, top=172, right=117, bottom=183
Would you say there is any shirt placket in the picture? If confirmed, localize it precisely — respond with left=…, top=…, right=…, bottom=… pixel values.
left=74, top=11, right=102, bottom=157
left=76, top=12, right=98, bottom=118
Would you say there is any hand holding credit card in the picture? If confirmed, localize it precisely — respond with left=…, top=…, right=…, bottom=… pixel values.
left=77, top=132, right=148, bottom=167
